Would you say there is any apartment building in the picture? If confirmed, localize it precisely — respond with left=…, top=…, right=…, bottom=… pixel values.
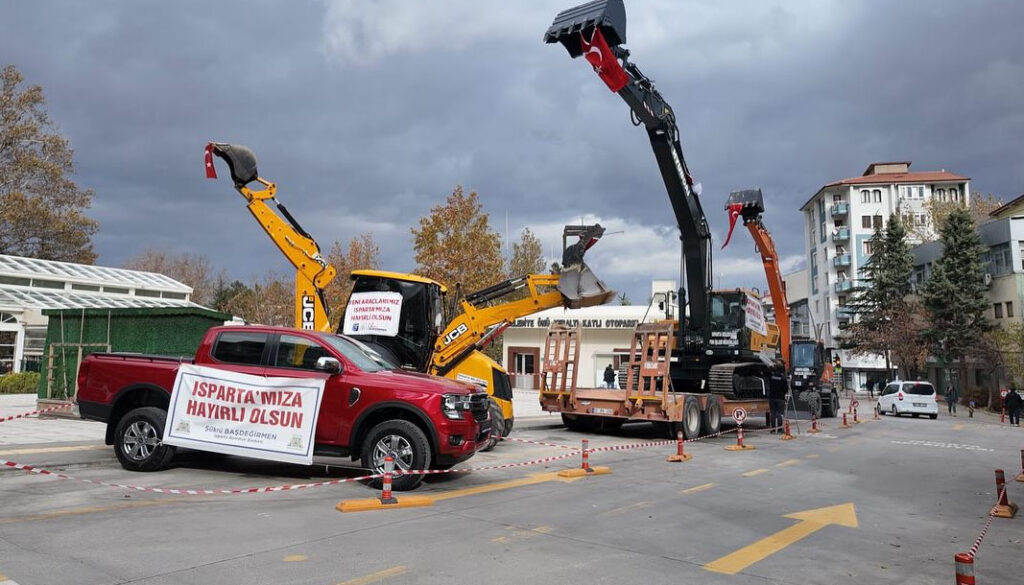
left=799, top=161, right=970, bottom=390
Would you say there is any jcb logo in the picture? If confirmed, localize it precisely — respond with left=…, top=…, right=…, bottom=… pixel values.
left=301, top=295, right=315, bottom=330
left=443, top=323, right=469, bottom=346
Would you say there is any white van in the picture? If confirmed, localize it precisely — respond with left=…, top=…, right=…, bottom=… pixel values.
left=877, top=381, right=939, bottom=419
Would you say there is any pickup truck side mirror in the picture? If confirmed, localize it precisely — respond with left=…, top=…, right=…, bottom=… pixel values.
left=315, top=356, right=343, bottom=374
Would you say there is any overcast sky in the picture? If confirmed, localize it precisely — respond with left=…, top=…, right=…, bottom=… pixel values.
left=4, top=0, right=1023, bottom=304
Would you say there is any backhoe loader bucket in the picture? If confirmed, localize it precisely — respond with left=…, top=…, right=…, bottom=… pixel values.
left=544, top=0, right=627, bottom=57
left=558, top=224, right=615, bottom=309
left=207, top=142, right=259, bottom=187
left=722, top=188, right=766, bottom=249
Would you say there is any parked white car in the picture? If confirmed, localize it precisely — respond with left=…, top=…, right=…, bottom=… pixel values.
left=877, top=381, right=939, bottom=419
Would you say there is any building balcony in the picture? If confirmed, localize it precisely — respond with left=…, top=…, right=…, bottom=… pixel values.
left=831, top=202, right=849, bottom=216
left=832, top=227, right=850, bottom=241
left=834, top=280, right=855, bottom=293
left=833, top=255, right=851, bottom=268
left=836, top=306, right=854, bottom=321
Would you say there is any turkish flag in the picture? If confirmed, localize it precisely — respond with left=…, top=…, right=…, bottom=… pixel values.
left=580, top=28, right=630, bottom=92
left=204, top=143, right=217, bottom=179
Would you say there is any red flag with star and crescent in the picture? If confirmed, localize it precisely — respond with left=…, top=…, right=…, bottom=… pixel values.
left=580, top=28, right=630, bottom=92
left=204, top=143, right=217, bottom=179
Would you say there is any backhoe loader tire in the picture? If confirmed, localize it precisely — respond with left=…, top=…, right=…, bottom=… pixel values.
left=682, top=396, right=702, bottom=440
left=701, top=398, right=722, bottom=437
left=482, top=399, right=505, bottom=451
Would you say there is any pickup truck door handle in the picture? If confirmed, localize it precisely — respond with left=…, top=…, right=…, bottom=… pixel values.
left=348, top=387, right=361, bottom=406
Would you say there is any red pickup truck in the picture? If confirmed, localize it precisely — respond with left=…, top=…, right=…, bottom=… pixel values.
left=77, top=325, right=491, bottom=490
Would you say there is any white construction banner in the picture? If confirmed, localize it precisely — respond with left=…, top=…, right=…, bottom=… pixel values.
left=163, top=364, right=325, bottom=465
left=342, top=291, right=403, bottom=336
left=744, top=294, right=768, bottom=337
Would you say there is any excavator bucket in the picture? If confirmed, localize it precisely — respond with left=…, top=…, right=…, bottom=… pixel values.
left=558, top=224, right=616, bottom=309
left=544, top=0, right=627, bottom=57
left=722, top=188, right=765, bottom=249
left=206, top=142, right=259, bottom=187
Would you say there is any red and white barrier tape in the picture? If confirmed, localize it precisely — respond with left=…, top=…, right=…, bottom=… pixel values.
left=967, top=486, right=1006, bottom=558
left=0, top=403, right=72, bottom=423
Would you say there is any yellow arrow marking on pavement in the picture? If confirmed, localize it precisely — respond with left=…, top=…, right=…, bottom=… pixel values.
left=704, top=503, right=858, bottom=575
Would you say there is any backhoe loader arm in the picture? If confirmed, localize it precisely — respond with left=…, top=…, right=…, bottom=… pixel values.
left=723, top=189, right=791, bottom=368
left=205, top=142, right=336, bottom=331
left=431, top=274, right=563, bottom=376
left=545, top=0, right=712, bottom=348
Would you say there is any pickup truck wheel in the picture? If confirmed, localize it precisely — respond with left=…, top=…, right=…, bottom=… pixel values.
left=481, top=399, right=505, bottom=452
left=114, top=407, right=175, bottom=472
left=361, top=420, right=430, bottom=491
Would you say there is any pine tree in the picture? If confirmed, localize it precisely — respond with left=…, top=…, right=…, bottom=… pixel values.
left=846, top=214, right=917, bottom=375
left=922, top=207, right=990, bottom=388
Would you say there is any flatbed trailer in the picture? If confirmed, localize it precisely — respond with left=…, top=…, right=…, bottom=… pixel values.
left=538, top=323, right=769, bottom=438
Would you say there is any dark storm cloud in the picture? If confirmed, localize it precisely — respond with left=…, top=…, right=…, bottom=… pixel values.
left=3, top=1, right=1022, bottom=302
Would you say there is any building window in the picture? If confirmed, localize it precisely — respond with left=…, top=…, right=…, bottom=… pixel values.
left=810, top=251, right=818, bottom=294
left=861, top=190, right=870, bottom=203
left=936, top=188, right=946, bottom=201
left=864, top=241, right=874, bottom=255
left=832, top=193, right=842, bottom=203
left=985, top=243, right=1012, bottom=276
left=1020, top=241, right=1024, bottom=271
left=873, top=189, right=882, bottom=202
left=1007, top=302, right=1014, bottom=318
left=994, top=303, right=1003, bottom=319
left=873, top=215, right=883, bottom=229
left=862, top=215, right=872, bottom=229
left=818, top=199, right=826, bottom=242
left=950, top=187, right=959, bottom=201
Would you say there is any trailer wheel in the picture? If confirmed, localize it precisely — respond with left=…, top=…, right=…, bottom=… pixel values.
left=561, top=413, right=596, bottom=432
left=681, top=396, right=701, bottom=439
left=700, top=399, right=721, bottom=437
left=113, top=407, right=176, bottom=472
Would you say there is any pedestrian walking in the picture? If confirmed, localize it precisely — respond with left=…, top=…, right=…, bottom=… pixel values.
left=946, top=382, right=960, bottom=416
left=603, top=364, right=615, bottom=389
left=1006, top=385, right=1023, bottom=427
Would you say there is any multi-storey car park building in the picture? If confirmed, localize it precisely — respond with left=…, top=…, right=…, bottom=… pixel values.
left=800, top=161, right=970, bottom=391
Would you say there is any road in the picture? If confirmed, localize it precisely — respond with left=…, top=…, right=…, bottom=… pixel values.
left=1, top=400, right=1021, bottom=585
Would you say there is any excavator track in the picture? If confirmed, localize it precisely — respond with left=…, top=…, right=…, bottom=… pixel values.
left=708, top=362, right=769, bottom=399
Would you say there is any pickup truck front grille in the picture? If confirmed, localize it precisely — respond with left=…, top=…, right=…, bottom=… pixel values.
left=469, top=393, right=490, bottom=423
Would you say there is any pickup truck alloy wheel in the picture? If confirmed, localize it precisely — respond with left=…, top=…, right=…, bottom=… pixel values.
left=113, top=406, right=176, bottom=472
left=481, top=399, right=505, bottom=451
left=360, top=419, right=429, bottom=491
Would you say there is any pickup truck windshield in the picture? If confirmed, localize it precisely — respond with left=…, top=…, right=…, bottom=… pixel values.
left=318, top=333, right=391, bottom=372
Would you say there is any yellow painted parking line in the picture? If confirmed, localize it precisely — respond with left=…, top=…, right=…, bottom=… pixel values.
left=430, top=471, right=580, bottom=502
left=805, top=453, right=819, bottom=459
left=952, top=423, right=965, bottom=430
left=606, top=501, right=651, bottom=516
left=0, top=498, right=194, bottom=525
left=335, top=566, right=407, bottom=585
left=492, top=525, right=553, bottom=543
left=681, top=482, right=716, bottom=495
left=283, top=555, right=307, bottom=562
left=776, top=459, right=801, bottom=468
left=0, top=444, right=106, bottom=456
left=742, top=468, right=768, bottom=477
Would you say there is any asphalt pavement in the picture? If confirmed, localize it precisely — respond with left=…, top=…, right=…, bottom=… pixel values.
left=0, top=396, right=1022, bottom=585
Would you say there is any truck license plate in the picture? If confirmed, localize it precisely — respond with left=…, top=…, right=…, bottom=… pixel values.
left=593, top=408, right=614, bottom=415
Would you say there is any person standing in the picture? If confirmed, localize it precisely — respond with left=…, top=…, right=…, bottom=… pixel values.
left=1006, top=385, right=1023, bottom=426
left=603, top=364, right=615, bottom=389
left=946, top=382, right=960, bottom=416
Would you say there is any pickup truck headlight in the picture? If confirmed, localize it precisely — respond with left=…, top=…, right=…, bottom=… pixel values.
left=442, top=393, right=473, bottom=420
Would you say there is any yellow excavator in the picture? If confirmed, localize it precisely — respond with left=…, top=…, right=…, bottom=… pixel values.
left=343, top=224, right=615, bottom=447
left=207, top=143, right=615, bottom=446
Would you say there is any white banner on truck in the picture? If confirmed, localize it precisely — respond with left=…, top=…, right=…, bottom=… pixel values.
left=163, top=364, right=325, bottom=465
left=342, top=291, right=403, bottom=337
left=744, top=294, right=768, bottom=337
